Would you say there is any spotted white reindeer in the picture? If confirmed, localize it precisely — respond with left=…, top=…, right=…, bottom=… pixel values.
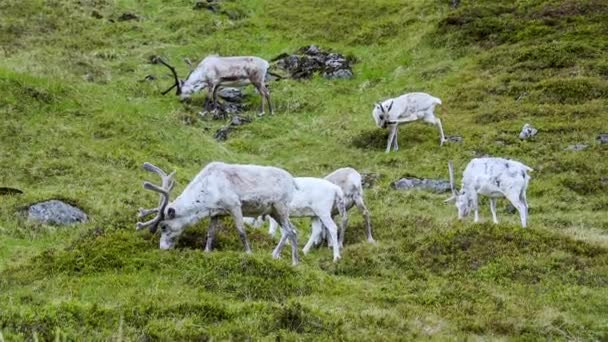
left=372, top=92, right=446, bottom=152
left=445, top=158, right=533, bottom=228
left=156, top=55, right=273, bottom=115
left=136, top=162, right=300, bottom=265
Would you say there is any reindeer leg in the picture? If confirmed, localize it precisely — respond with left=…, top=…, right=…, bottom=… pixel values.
left=205, top=216, right=220, bottom=252
left=490, top=198, right=498, bottom=224
left=263, top=84, right=273, bottom=115
left=254, top=83, right=265, bottom=116
left=212, top=85, right=220, bottom=115
left=230, top=206, right=252, bottom=254
left=386, top=124, right=397, bottom=153
left=355, top=195, right=374, bottom=244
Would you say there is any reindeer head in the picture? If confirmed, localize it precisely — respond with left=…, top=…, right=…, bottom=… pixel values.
left=372, top=101, right=393, bottom=129
left=136, top=162, right=181, bottom=249
left=444, top=161, right=473, bottom=219
left=155, top=58, right=199, bottom=101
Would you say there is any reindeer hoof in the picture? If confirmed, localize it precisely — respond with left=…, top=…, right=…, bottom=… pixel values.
left=257, top=112, right=265, bottom=117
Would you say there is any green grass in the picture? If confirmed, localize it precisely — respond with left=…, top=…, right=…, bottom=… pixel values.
left=1, top=0, right=608, bottom=340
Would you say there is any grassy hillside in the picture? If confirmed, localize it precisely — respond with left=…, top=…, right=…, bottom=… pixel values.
left=1, top=0, right=607, bottom=340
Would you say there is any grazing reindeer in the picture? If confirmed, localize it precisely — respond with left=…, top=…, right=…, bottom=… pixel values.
left=156, top=55, right=273, bottom=115
left=372, top=92, right=446, bottom=152
left=261, top=167, right=374, bottom=248
left=136, top=162, right=300, bottom=265
left=445, top=158, right=533, bottom=228
left=259, top=177, right=347, bottom=262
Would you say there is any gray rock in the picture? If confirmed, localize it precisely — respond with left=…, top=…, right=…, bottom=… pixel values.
left=597, top=133, right=608, bottom=144
left=446, top=135, right=464, bottom=144
left=392, top=178, right=452, bottom=193
left=214, top=126, right=231, bottom=141
left=564, top=144, right=588, bottom=152
left=324, top=69, right=353, bottom=80
left=272, top=45, right=355, bottom=80
left=28, top=200, right=88, bottom=225
left=230, top=115, right=251, bottom=126
left=519, top=123, right=538, bottom=140
left=218, top=87, right=244, bottom=102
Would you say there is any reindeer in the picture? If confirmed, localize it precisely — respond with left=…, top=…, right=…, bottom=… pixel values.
left=136, top=162, right=300, bottom=265
left=372, top=92, right=446, bottom=152
left=156, top=55, right=273, bottom=115
left=257, top=177, right=347, bottom=262
left=445, top=158, right=533, bottom=228
left=260, top=167, right=374, bottom=248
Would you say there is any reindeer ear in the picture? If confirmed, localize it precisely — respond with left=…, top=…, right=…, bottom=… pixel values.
left=387, top=100, right=394, bottom=112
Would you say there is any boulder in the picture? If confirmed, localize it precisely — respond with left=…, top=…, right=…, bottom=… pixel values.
left=392, top=178, right=452, bottom=193
left=272, top=45, right=355, bottom=80
left=28, top=200, right=88, bottom=225
left=597, top=133, right=608, bottom=144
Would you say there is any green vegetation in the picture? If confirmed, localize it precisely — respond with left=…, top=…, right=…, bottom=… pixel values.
left=1, top=0, right=607, bottom=340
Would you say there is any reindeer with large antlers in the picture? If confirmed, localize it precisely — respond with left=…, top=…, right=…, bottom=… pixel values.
left=156, top=55, right=274, bottom=115
left=445, top=158, right=533, bottom=228
left=137, top=161, right=301, bottom=265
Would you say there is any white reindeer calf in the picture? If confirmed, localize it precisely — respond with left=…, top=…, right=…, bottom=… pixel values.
left=323, top=167, right=374, bottom=245
left=372, top=92, right=446, bottom=152
left=136, top=162, right=300, bottom=265
left=262, top=167, right=374, bottom=248
left=250, top=177, right=346, bottom=262
left=157, top=55, right=273, bottom=115
left=445, top=158, right=533, bottom=228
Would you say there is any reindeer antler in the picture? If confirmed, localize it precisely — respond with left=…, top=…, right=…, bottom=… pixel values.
left=155, top=57, right=182, bottom=96
left=136, top=162, right=176, bottom=233
left=445, top=160, right=458, bottom=202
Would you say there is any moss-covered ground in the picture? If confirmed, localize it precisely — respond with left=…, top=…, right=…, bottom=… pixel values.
left=1, top=0, right=607, bottom=340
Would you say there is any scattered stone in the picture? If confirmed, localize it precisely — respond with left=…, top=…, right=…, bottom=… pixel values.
left=218, top=87, right=245, bottom=102
left=271, top=45, right=355, bottom=80
left=361, top=172, right=381, bottom=189
left=213, top=115, right=252, bottom=141
left=597, top=133, right=608, bottom=144
left=325, top=69, right=353, bottom=80
left=230, top=115, right=251, bottom=126
left=214, top=126, right=231, bottom=141
left=117, top=12, right=142, bottom=22
left=519, top=123, right=538, bottom=140
left=564, top=144, right=588, bottom=152
left=445, top=135, right=464, bottom=144
left=392, top=178, right=452, bottom=193
left=0, top=187, right=23, bottom=195
left=28, top=200, right=88, bottom=226
left=193, top=0, right=220, bottom=12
